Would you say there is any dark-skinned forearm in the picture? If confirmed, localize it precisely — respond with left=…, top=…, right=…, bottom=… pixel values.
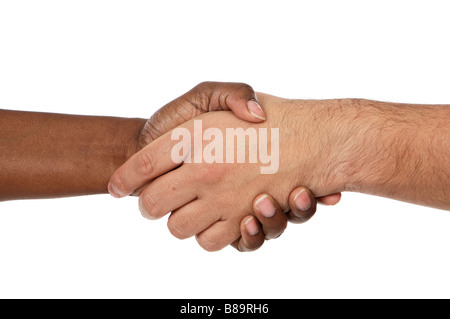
left=0, top=110, right=146, bottom=201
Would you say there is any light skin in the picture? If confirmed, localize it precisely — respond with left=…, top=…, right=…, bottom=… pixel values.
left=0, top=82, right=339, bottom=251
left=109, top=93, right=450, bottom=251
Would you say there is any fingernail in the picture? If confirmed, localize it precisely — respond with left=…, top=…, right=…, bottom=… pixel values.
left=293, top=189, right=311, bottom=211
left=108, top=182, right=121, bottom=198
left=244, top=216, right=259, bottom=236
left=255, top=195, right=276, bottom=218
left=247, top=100, right=265, bottom=120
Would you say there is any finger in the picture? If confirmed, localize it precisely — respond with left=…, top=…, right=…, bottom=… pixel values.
left=137, top=167, right=197, bottom=220
left=203, top=82, right=265, bottom=122
left=195, top=220, right=240, bottom=252
left=231, top=216, right=265, bottom=252
left=139, top=82, right=264, bottom=147
left=108, top=131, right=183, bottom=198
left=287, top=187, right=318, bottom=224
left=317, top=193, right=342, bottom=205
left=167, top=199, right=221, bottom=240
left=253, top=194, right=288, bottom=240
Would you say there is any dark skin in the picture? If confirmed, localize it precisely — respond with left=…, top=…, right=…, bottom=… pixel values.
left=0, top=82, right=341, bottom=252
left=0, top=109, right=145, bottom=199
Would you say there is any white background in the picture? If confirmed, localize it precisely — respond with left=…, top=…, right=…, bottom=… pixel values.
left=0, top=0, right=449, bottom=299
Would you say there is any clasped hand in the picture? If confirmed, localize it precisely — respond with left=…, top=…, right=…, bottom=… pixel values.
left=108, top=82, right=341, bottom=252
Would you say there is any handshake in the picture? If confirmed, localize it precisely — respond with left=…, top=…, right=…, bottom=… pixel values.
left=107, top=82, right=343, bottom=252
left=105, top=81, right=450, bottom=251
left=2, top=82, right=448, bottom=251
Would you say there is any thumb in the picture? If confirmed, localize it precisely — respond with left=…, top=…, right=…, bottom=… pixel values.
left=139, top=81, right=265, bottom=148
left=204, top=81, right=265, bottom=122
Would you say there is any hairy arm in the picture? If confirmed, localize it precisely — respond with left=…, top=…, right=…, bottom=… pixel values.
left=291, top=98, right=450, bottom=210
left=0, top=109, right=145, bottom=201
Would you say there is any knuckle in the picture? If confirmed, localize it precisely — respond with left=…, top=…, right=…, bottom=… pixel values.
left=196, top=234, right=222, bottom=252
left=273, top=230, right=285, bottom=239
left=233, top=82, right=255, bottom=97
left=237, top=243, right=248, bottom=252
left=239, top=236, right=262, bottom=252
left=293, top=208, right=315, bottom=223
left=167, top=217, right=189, bottom=240
left=288, top=212, right=311, bottom=224
left=137, top=152, right=154, bottom=176
left=265, top=228, right=285, bottom=240
left=196, top=164, right=214, bottom=182
left=185, top=82, right=213, bottom=112
left=110, top=171, right=126, bottom=195
left=276, top=215, right=289, bottom=229
left=191, top=81, right=213, bottom=99
left=236, top=82, right=254, bottom=93
left=195, top=163, right=227, bottom=184
left=194, top=81, right=213, bottom=91
left=139, top=193, right=160, bottom=219
left=237, top=242, right=248, bottom=252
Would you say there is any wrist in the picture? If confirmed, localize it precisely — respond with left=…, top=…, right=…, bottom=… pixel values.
left=297, top=98, right=408, bottom=195
left=81, top=116, right=146, bottom=194
left=287, top=98, right=383, bottom=195
left=116, top=118, right=147, bottom=165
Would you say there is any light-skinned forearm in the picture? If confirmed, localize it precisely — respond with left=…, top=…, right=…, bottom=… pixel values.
left=290, top=99, right=450, bottom=210
left=0, top=110, right=145, bottom=201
